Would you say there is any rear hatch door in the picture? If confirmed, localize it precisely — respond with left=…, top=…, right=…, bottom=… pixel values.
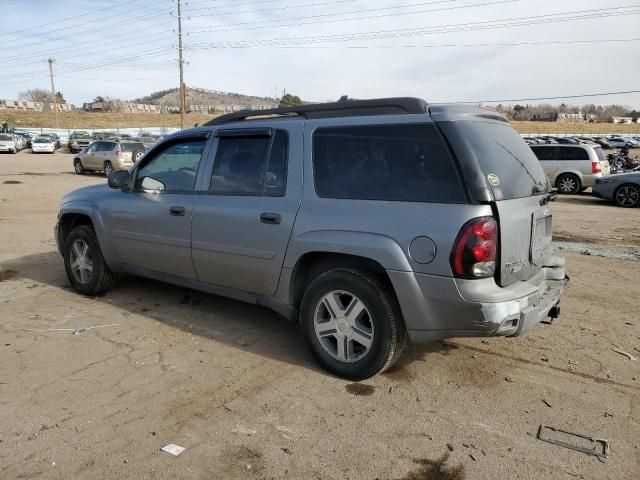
left=435, top=115, right=552, bottom=286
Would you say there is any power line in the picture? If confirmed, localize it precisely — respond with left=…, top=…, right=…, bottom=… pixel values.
left=197, top=37, right=640, bottom=49
left=0, top=0, right=144, bottom=38
left=188, top=5, right=640, bottom=47
left=189, top=0, right=517, bottom=33
left=446, top=90, right=640, bottom=104
left=186, top=0, right=358, bottom=15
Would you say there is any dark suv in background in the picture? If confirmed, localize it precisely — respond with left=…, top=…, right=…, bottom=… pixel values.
left=56, top=98, right=565, bottom=379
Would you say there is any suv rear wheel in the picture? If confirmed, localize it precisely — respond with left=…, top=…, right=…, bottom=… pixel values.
left=556, top=173, right=581, bottom=194
left=104, top=161, right=113, bottom=177
left=300, top=268, right=406, bottom=380
left=63, top=225, right=116, bottom=295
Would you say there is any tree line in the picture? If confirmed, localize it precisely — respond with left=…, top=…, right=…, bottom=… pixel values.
left=495, top=103, right=639, bottom=122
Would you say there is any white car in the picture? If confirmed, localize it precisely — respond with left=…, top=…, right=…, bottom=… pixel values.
left=31, top=137, right=56, bottom=154
left=0, top=133, right=19, bottom=153
left=608, top=137, right=638, bottom=148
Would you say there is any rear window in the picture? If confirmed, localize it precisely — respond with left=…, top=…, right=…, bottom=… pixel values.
left=33, top=138, right=51, bottom=144
left=560, top=147, right=589, bottom=161
left=531, top=146, right=557, bottom=161
left=0, top=134, right=12, bottom=141
left=312, top=124, right=465, bottom=203
left=73, top=132, right=90, bottom=138
left=120, top=142, right=145, bottom=152
left=594, top=147, right=605, bottom=162
left=440, top=121, right=549, bottom=200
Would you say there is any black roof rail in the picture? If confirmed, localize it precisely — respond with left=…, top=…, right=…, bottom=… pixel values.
left=204, top=97, right=428, bottom=126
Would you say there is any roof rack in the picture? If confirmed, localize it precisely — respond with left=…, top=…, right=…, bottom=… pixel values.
left=204, top=97, right=428, bottom=126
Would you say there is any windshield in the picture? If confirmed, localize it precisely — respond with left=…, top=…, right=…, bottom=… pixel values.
left=0, top=134, right=12, bottom=141
left=33, top=138, right=52, bottom=144
left=120, top=142, right=145, bottom=152
left=441, top=121, right=550, bottom=200
left=73, top=132, right=90, bottom=138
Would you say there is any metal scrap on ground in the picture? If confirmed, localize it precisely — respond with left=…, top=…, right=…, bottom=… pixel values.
left=537, top=425, right=609, bottom=461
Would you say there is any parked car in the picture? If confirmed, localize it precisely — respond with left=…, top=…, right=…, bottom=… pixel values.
left=608, top=137, right=637, bottom=148
left=530, top=143, right=609, bottom=194
left=15, top=131, right=33, bottom=148
left=31, top=136, right=57, bottom=154
left=68, top=131, right=92, bottom=153
left=0, top=133, right=19, bottom=153
left=37, top=134, right=60, bottom=149
left=593, top=172, right=640, bottom=207
left=72, top=140, right=146, bottom=176
left=592, top=137, right=612, bottom=149
left=55, top=98, right=565, bottom=379
left=553, top=137, right=579, bottom=144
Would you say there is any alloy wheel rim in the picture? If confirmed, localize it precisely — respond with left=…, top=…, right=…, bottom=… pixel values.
left=69, top=239, right=93, bottom=284
left=616, top=186, right=639, bottom=206
left=74, top=162, right=82, bottom=173
left=105, top=163, right=112, bottom=176
left=314, top=290, right=374, bottom=363
left=560, top=178, right=576, bottom=193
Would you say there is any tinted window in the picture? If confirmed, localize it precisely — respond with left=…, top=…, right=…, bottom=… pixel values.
left=560, top=147, right=589, bottom=161
left=531, top=146, right=557, bottom=161
left=96, top=141, right=115, bottom=152
left=594, top=147, right=605, bottom=162
left=313, top=124, right=464, bottom=203
left=120, top=142, right=145, bottom=152
left=0, top=134, right=13, bottom=141
left=440, top=121, right=549, bottom=199
left=210, top=130, right=288, bottom=196
left=135, top=139, right=205, bottom=192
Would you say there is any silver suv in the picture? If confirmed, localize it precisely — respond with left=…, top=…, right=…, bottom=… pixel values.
left=55, top=98, right=566, bottom=379
left=73, top=140, right=146, bottom=176
left=531, top=144, right=610, bottom=194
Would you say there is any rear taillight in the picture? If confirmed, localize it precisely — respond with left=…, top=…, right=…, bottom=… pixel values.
left=450, top=217, right=498, bottom=279
left=116, top=148, right=122, bottom=158
left=592, top=161, right=601, bottom=174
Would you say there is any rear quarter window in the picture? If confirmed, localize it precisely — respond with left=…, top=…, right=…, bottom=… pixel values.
left=560, top=147, right=589, bottom=161
left=312, top=124, right=465, bottom=203
left=439, top=121, right=549, bottom=200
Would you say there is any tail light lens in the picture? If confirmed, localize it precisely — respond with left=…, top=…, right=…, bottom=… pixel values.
left=115, top=147, right=122, bottom=158
left=592, top=161, right=601, bottom=174
left=450, top=217, right=498, bottom=279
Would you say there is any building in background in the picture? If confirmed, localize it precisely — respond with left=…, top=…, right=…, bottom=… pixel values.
left=0, top=99, right=72, bottom=112
left=611, top=116, right=634, bottom=124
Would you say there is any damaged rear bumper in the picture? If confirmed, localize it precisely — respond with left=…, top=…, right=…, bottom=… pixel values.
left=388, top=256, right=567, bottom=343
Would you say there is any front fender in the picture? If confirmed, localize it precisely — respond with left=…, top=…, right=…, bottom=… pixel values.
left=58, top=202, right=120, bottom=266
left=283, top=230, right=412, bottom=272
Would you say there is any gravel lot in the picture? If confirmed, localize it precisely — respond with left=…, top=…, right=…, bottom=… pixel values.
left=1, top=150, right=639, bottom=480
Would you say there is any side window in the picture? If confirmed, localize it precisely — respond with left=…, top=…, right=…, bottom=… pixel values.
left=210, top=130, right=288, bottom=196
left=96, top=142, right=114, bottom=152
left=134, top=139, right=206, bottom=192
left=531, top=147, right=556, bottom=161
left=561, top=147, right=589, bottom=161
left=313, top=124, right=465, bottom=203
left=87, top=142, right=99, bottom=152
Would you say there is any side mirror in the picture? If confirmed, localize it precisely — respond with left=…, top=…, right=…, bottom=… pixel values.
left=108, top=170, right=130, bottom=189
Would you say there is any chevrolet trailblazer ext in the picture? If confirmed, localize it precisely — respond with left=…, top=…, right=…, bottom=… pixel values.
left=55, top=98, right=565, bottom=380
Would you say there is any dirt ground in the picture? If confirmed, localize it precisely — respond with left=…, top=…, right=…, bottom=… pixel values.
left=1, top=151, right=639, bottom=480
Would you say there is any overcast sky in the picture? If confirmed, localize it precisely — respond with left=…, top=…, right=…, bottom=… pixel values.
left=2, top=0, right=640, bottom=108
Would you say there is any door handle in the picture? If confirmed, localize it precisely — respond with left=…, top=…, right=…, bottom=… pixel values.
left=169, top=206, right=186, bottom=216
left=260, top=212, right=281, bottom=225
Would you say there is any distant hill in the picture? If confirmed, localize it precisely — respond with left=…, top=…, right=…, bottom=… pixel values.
left=131, top=87, right=278, bottom=110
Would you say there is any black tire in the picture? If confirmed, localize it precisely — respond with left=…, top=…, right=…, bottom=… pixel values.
left=613, top=184, right=640, bottom=208
left=74, top=159, right=85, bottom=175
left=299, top=268, right=407, bottom=380
left=104, top=161, right=113, bottom=177
left=63, top=225, right=116, bottom=295
left=556, top=173, right=581, bottom=194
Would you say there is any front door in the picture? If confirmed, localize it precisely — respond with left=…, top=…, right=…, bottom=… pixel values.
left=109, top=136, right=210, bottom=279
left=191, top=125, right=302, bottom=295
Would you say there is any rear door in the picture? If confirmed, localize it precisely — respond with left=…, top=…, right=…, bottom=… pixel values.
left=191, top=124, right=302, bottom=295
left=531, top=145, right=559, bottom=183
left=437, top=120, right=552, bottom=286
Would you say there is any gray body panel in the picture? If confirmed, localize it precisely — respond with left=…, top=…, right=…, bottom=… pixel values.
left=57, top=103, right=565, bottom=344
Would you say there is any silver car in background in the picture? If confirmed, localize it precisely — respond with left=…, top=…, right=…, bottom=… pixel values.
left=31, top=136, right=57, bottom=153
left=530, top=143, right=610, bottom=194
left=0, top=134, right=19, bottom=153
left=73, top=140, right=146, bottom=176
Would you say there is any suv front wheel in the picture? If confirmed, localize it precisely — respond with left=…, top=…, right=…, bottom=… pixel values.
left=63, top=225, right=116, bottom=295
left=300, top=268, right=406, bottom=380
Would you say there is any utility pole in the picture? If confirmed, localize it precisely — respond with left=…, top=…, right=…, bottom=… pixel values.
left=48, top=58, right=59, bottom=128
left=177, top=0, right=185, bottom=129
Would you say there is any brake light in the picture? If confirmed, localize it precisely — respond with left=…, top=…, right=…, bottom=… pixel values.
left=591, top=161, right=601, bottom=174
left=450, top=217, right=498, bottom=279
